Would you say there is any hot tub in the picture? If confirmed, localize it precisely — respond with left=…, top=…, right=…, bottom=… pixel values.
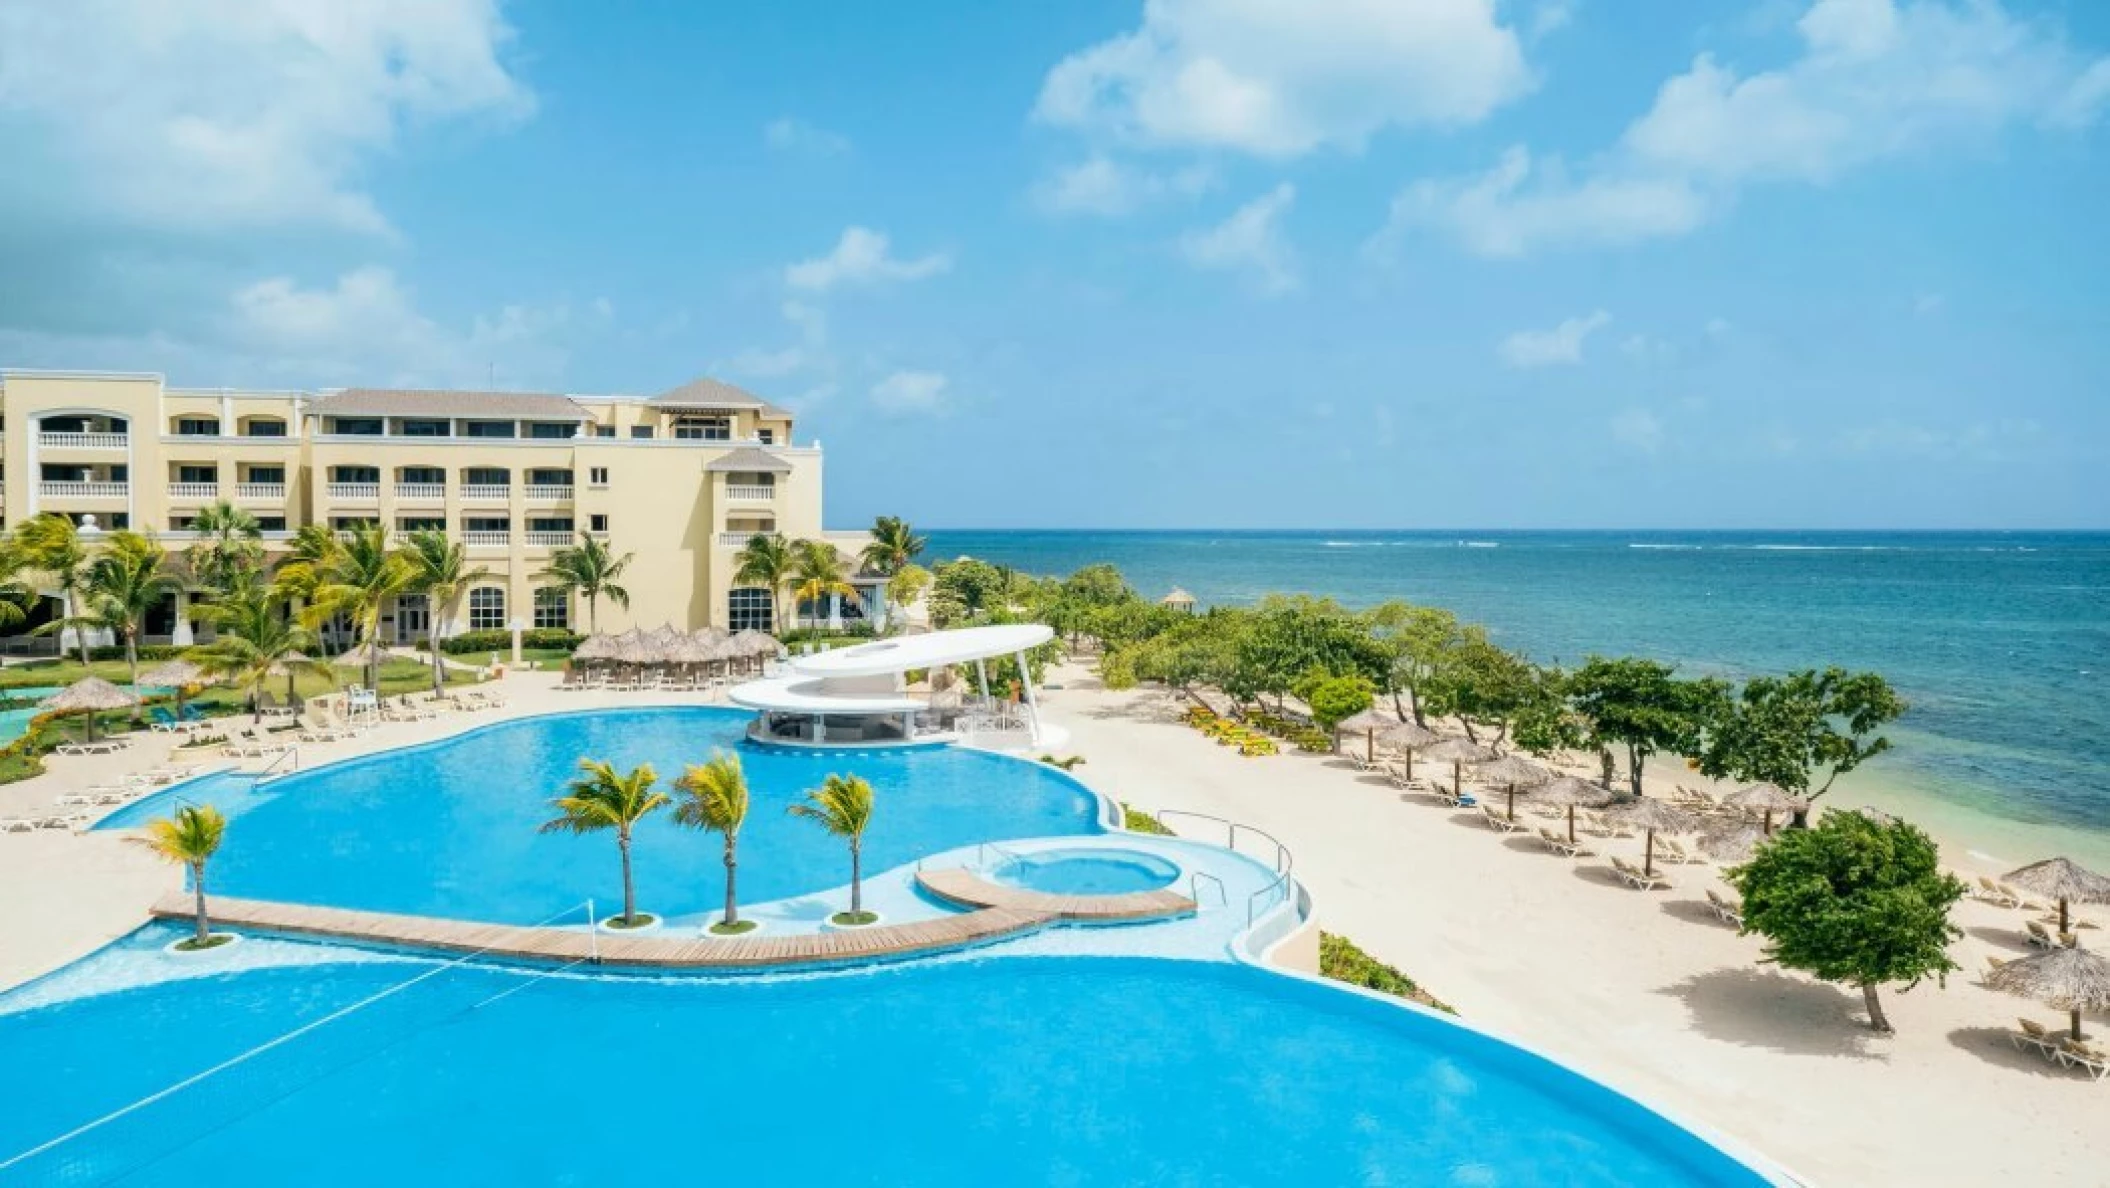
left=989, top=848, right=1181, bottom=896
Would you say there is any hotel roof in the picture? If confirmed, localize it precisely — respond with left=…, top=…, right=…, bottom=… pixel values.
left=705, top=447, right=794, bottom=473
left=653, top=376, right=792, bottom=417
left=308, top=388, right=591, bottom=420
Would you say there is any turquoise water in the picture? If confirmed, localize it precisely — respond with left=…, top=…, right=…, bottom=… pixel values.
left=0, top=947, right=1771, bottom=1186
left=929, top=529, right=2110, bottom=837
left=993, top=848, right=1180, bottom=895
left=0, top=684, right=177, bottom=742
left=96, top=708, right=1102, bottom=922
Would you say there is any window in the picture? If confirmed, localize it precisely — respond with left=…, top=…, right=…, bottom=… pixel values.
left=594, top=425, right=614, bottom=438
left=398, top=517, right=445, bottom=532
left=728, top=587, right=773, bottom=633
left=175, top=417, right=220, bottom=436
left=256, top=517, right=287, bottom=531
left=527, top=422, right=574, bottom=439
left=756, top=429, right=775, bottom=445
left=528, top=468, right=573, bottom=486
left=169, top=516, right=197, bottom=531
left=463, top=467, right=510, bottom=487
left=463, top=420, right=516, bottom=439
left=241, top=418, right=288, bottom=438
left=674, top=416, right=731, bottom=441
left=176, top=465, right=217, bottom=484
left=398, top=466, right=445, bottom=484
left=330, top=516, right=378, bottom=530
left=529, top=518, right=573, bottom=533
left=468, top=587, right=506, bottom=631
left=328, top=417, right=383, bottom=435
left=629, top=425, right=654, bottom=439
left=588, top=513, right=609, bottom=533
left=399, top=419, right=451, bottom=437
left=330, top=466, right=380, bottom=483
left=587, top=467, right=609, bottom=486
left=245, top=466, right=285, bottom=484
left=533, top=588, right=569, bottom=629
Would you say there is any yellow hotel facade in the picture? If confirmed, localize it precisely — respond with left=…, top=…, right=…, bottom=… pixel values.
left=0, top=368, right=869, bottom=649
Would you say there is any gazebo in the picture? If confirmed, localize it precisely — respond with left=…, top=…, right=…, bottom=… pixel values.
left=1160, top=588, right=1198, bottom=612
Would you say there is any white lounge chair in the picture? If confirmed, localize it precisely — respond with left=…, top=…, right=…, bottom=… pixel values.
left=1706, top=888, right=1744, bottom=926
left=0, top=817, right=36, bottom=833
left=1536, top=828, right=1591, bottom=858
left=54, top=738, right=127, bottom=756
left=1611, top=856, right=1672, bottom=891
left=2058, top=1038, right=2110, bottom=1081
left=1479, top=805, right=1524, bottom=833
left=2012, top=1018, right=2065, bottom=1061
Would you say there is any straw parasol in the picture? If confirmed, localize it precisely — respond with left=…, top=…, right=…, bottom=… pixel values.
left=1604, top=796, right=1699, bottom=877
left=1418, top=737, right=1496, bottom=799
left=2004, top=858, right=2110, bottom=935
left=1337, top=706, right=1401, bottom=762
left=614, top=631, right=659, bottom=666
left=332, top=639, right=391, bottom=672
left=1379, top=720, right=1441, bottom=779
left=572, top=633, right=615, bottom=663
left=1723, top=782, right=1807, bottom=834
left=1984, top=942, right=2110, bottom=1042
left=1535, top=775, right=1619, bottom=844
left=1471, top=754, right=1549, bottom=820
left=1699, top=820, right=1769, bottom=864
left=40, top=677, right=139, bottom=741
left=139, top=658, right=215, bottom=716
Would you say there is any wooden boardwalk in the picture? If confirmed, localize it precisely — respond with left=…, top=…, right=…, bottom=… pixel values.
left=150, top=894, right=1056, bottom=970
left=914, top=868, right=1195, bottom=922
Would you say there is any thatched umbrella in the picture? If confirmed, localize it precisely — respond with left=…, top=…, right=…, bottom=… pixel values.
left=572, top=633, right=615, bottom=664
left=332, top=639, right=391, bottom=674
left=1724, top=782, right=1807, bottom=834
left=139, top=658, right=214, bottom=717
left=40, top=677, right=139, bottom=741
left=1379, top=720, right=1441, bottom=780
left=269, top=649, right=318, bottom=706
left=1418, top=737, right=1495, bottom=800
left=1699, top=820, right=1769, bottom=864
left=1984, top=942, right=2110, bottom=1042
left=1604, top=796, right=1699, bottom=877
left=2005, top=858, right=2110, bottom=935
left=1337, top=707, right=1400, bottom=762
left=1471, top=754, right=1549, bottom=820
left=1536, top=775, right=1618, bottom=844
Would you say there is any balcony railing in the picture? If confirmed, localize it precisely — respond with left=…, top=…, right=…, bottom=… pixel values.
left=234, top=483, right=287, bottom=502
left=38, top=431, right=129, bottom=450
left=525, top=485, right=573, bottom=501
left=462, top=531, right=511, bottom=547
left=326, top=482, right=380, bottom=501
left=719, top=531, right=779, bottom=546
left=460, top=484, right=510, bottom=501
left=725, top=484, right=776, bottom=501
left=167, top=482, right=220, bottom=500
left=395, top=483, right=445, bottom=501
left=523, top=530, right=573, bottom=547
left=40, top=481, right=128, bottom=499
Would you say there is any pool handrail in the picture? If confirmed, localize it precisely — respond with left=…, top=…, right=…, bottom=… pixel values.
left=1188, top=870, right=1228, bottom=909
left=1150, top=808, right=1296, bottom=926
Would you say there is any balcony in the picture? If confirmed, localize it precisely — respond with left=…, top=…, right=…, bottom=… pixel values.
left=523, top=530, right=573, bottom=547
left=463, top=531, right=511, bottom=548
left=460, top=484, right=510, bottom=502
left=395, top=483, right=445, bottom=502
left=167, top=482, right=220, bottom=501
left=40, top=480, right=128, bottom=500
left=38, top=431, right=128, bottom=451
left=725, top=484, right=776, bottom=502
left=719, top=531, right=779, bottom=547
left=326, top=482, right=380, bottom=501
left=234, top=483, right=288, bottom=502
left=524, top=485, right=573, bottom=502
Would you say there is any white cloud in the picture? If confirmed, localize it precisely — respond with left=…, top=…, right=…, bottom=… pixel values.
left=1499, top=310, right=1612, bottom=367
left=764, top=116, right=850, bottom=157
left=1531, top=1, right=1578, bottom=39
left=785, top=227, right=952, bottom=292
left=871, top=369, right=948, bottom=415
left=1611, top=407, right=1665, bottom=453
left=1033, top=156, right=1214, bottom=217
left=1379, top=0, right=2110, bottom=255
left=1179, top=183, right=1298, bottom=294
left=1033, top=0, right=1532, bottom=158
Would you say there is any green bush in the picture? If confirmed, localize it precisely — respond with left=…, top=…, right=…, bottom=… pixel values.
left=1122, top=804, right=1174, bottom=836
left=780, top=624, right=878, bottom=645
left=1319, top=932, right=1452, bottom=1013
left=428, top=628, right=582, bottom=656
left=81, top=644, right=187, bottom=662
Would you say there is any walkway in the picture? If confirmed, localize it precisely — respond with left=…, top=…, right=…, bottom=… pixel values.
left=914, top=867, right=1195, bottom=921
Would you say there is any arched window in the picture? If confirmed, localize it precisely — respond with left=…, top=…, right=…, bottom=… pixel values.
left=468, top=587, right=506, bottom=632
left=533, top=588, right=569, bottom=630
left=728, top=587, right=773, bottom=633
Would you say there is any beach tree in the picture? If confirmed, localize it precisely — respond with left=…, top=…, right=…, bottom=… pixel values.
left=1419, top=637, right=1545, bottom=749
left=789, top=773, right=877, bottom=924
left=928, top=557, right=1008, bottom=627
left=536, top=534, right=633, bottom=633
left=1566, top=657, right=1729, bottom=795
left=790, top=539, right=857, bottom=632
left=14, top=513, right=98, bottom=664
left=1364, top=601, right=1471, bottom=726
left=732, top=533, right=800, bottom=633
left=78, top=530, right=182, bottom=694
left=1230, top=596, right=1388, bottom=710
left=130, top=804, right=229, bottom=949
left=1295, top=671, right=1375, bottom=732
left=541, top=759, right=668, bottom=928
left=859, top=515, right=926, bottom=576
left=293, top=523, right=414, bottom=690
left=400, top=530, right=492, bottom=694
left=1103, top=608, right=1247, bottom=705
left=193, top=581, right=326, bottom=722
left=1700, top=668, right=1906, bottom=826
left=1728, top=811, right=1965, bottom=1034
left=673, top=750, right=752, bottom=934
left=884, top=563, right=931, bottom=617
left=184, top=500, right=265, bottom=595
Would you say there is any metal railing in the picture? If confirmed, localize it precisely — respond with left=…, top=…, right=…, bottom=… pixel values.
left=38, top=480, right=127, bottom=499
left=1153, top=809, right=1295, bottom=925
left=234, top=483, right=286, bottom=501
left=1189, top=870, right=1228, bottom=909
left=459, top=484, right=510, bottom=501
left=166, top=482, right=219, bottom=500
left=462, top=531, right=511, bottom=547
left=256, top=746, right=300, bottom=779
left=524, top=485, right=573, bottom=501
left=37, top=431, right=128, bottom=450
left=718, top=531, right=779, bottom=546
left=725, top=484, right=775, bottom=501
left=394, top=483, right=444, bottom=501
left=325, top=482, right=379, bottom=500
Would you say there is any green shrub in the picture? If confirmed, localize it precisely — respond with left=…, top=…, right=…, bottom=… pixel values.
left=1319, top=932, right=1452, bottom=1013
left=1122, top=804, right=1174, bottom=836
left=780, top=623, right=877, bottom=645
left=428, top=628, right=582, bottom=655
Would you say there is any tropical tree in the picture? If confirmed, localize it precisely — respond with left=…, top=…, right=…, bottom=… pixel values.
left=296, top=523, right=412, bottom=689
left=193, top=581, right=325, bottom=722
left=0, top=540, right=41, bottom=633
left=673, top=750, right=752, bottom=933
left=860, top=515, right=926, bottom=576
left=130, top=804, right=228, bottom=948
left=535, top=535, right=633, bottom=633
left=885, top=563, right=932, bottom=619
left=927, top=557, right=1008, bottom=627
left=14, top=513, right=96, bottom=664
left=789, top=539, right=856, bottom=632
left=789, top=773, right=876, bottom=923
left=1364, top=601, right=1470, bottom=726
left=78, top=530, right=182, bottom=693
left=1418, top=637, right=1546, bottom=749
left=1700, top=668, right=1907, bottom=826
left=1566, top=657, right=1729, bottom=796
left=184, top=500, right=265, bottom=595
left=1229, top=596, right=1389, bottom=710
left=1295, top=671, right=1376, bottom=732
left=732, top=533, right=799, bottom=633
left=400, top=529, right=492, bottom=694
left=540, top=759, right=668, bottom=927
left=1729, top=811, right=1965, bottom=1034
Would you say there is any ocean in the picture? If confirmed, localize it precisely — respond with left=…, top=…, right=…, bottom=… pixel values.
left=921, top=530, right=2110, bottom=866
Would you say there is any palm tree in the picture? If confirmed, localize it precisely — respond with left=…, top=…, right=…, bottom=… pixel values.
left=400, top=529, right=492, bottom=694
left=788, top=773, right=876, bottom=921
left=860, top=515, right=926, bottom=577
left=194, top=581, right=325, bottom=723
left=0, top=541, right=39, bottom=633
left=298, top=523, right=412, bottom=690
left=535, top=535, right=633, bottom=633
left=130, top=804, right=228, bottom=948
left=14, top=513, right=96, bottom=664
left=790, top=539, right=856, bottom=632
left=79, top=530, right=182, bottom=693
left=540, top=759, right=668, bottom=927
left=184, top=500, right=264, bottom=595
left=732, top=533, right=798, bottom=634
left=673, top=750, right=751, bottom=932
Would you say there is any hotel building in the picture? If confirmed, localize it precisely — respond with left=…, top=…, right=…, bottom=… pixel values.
left=0, top=369, right=872, bottom=649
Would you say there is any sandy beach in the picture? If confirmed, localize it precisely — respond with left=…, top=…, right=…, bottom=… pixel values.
left=2, top=665, right=2103, bottom=1185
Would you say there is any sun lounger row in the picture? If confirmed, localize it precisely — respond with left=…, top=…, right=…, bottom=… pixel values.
left=2012, top=1020, right=2110, bottom=1081
left=1536, top=828, right=1591, bottom=858
left=1610, top=856, right=1672, bottom=891
left=0, top=811, right=88, bottom=832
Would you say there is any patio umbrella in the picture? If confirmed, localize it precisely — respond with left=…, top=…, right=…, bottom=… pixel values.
left=1379, top=720, right=1441, bottom=780
left=1984, top=942, right=2110, bottom=1042
left=1724, top=782, right=1807, bottom=834
left=572, top=633, right=614, bottom=662
left=331, top=640, right=390, bottom=672
left=2004, top=858, right=2110, bottom=936
left=1337, top=707, right=1400, bottom=762
left=1418, top=737, right=1495, bottom=800
left=1536, top=775, right=1618, bottom=844
left=269, top=649, right=318, bottom=705
left=1604, top=796, right=1698, bottom=877
left=139, top=658, right=214, bottom=717
left=40, top=677, right=139, bottom=742
left=1470, top=754, right=1550, bottom=820
left=1698, top=820, right=1769, bottom=864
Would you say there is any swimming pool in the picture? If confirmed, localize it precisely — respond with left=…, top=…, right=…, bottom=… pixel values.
left=0, top=685, right=175, bottom=743
left=991, top=847, right=1181, bottom=895
left=101, top=708, right=1104, bottom=923
left=0, top=948, right=1774, bottom=1186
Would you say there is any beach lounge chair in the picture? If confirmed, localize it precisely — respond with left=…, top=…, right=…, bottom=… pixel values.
left=298, top=713, right=351, bottom=742
left=54, top=738, right=127, bottom=756
left=2012, top=1018, right=2065, bottom=1061
left=1655, top=837, right=1702, bottom=864
left=2057, top=1038, right=2110, bottom=1081
left=223, top=726, right=289, bottom=758
left=2026, top=921, right=2061, bottom=949
left=1611, top=856, right=1672, bottom=891
left=0, top=817, right=35, bottom=833
left=1536, top=828, right=1591, bottom=858
left=1479, top=805, right=1524, bottom=833
left=1706, top=888, right=1745, bottom=926
left=148, top=706, right=187, bottom=733
left=34, top=812, right=87, bottom=830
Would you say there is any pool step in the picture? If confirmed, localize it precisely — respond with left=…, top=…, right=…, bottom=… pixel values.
left=914, top=868, right=1195, bottom=922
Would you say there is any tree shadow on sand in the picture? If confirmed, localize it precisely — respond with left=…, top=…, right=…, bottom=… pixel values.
left=1946, top=1025, right=2089, bottom=1080
left=1656, top=967, right=1891, bottom=1059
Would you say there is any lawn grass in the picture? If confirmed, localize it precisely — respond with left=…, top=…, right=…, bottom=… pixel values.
left=708, top=919, right=760, bottom=936
left=1319, top=932, right=1453, bottom=1013
left=829, top=910, right=880, bottom=926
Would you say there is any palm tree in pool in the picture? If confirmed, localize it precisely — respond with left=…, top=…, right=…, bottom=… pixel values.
left=732, top=533, right=798, bottom=634
left=674, top=750, right=752, bottom=934
left=859, top=515, right=926, bottom=577
left=299, top=523, right=413, bottom=690
left=535, top=535, right=633, bottom=633
left=541, top=759, right=668, bottom=928
left=184, top=499, right=265, bottom=595
left=400, top=529, right=492, bottom=694
left=131, top=804, right=229, bottom=949
left=79, top=530, right=182, bottom=694
left=14, top=513, right=96, bottom=664
left=194, top=579, right=327, bottom=723
left=790, top=539, right=856, bottom=632
left=789, top=774, right=876, bottom=924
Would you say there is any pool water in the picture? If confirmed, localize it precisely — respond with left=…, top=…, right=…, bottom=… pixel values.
left=0, top=685, right=175, bottom=743
left=992, top=848, right=1181, bottom=895
left=102, top=708, right=1103, bottom=923
left=0, top=953, right=1771, bottom=1186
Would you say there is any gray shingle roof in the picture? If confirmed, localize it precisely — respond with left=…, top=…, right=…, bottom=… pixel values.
left=705, top=447, right=794, bottom=473
left=310, top=388, right=591, bottom=421
left=653, top=377, right=792, bottom=417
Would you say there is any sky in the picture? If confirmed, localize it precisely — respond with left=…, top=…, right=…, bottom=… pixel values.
left=0, top=0, right=2105, bottom=530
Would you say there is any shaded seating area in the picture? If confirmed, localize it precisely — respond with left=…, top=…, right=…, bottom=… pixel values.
left=564, top=625, right=777, bottom=692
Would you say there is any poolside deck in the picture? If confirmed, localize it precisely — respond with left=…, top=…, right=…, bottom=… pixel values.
left=913, top=868, right=1195, bottom=921
left=149, top=894, right=1055, bottom=969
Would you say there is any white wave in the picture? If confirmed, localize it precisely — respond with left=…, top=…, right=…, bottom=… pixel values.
left=1628, top=543, right=1702, bottom=550
left=1459, top=541, right=1498, bottom=549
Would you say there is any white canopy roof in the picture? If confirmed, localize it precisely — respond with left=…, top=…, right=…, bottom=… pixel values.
left=728, top=675, right=925, bottom=715
left=786, top=624, right=1054, bottom=679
